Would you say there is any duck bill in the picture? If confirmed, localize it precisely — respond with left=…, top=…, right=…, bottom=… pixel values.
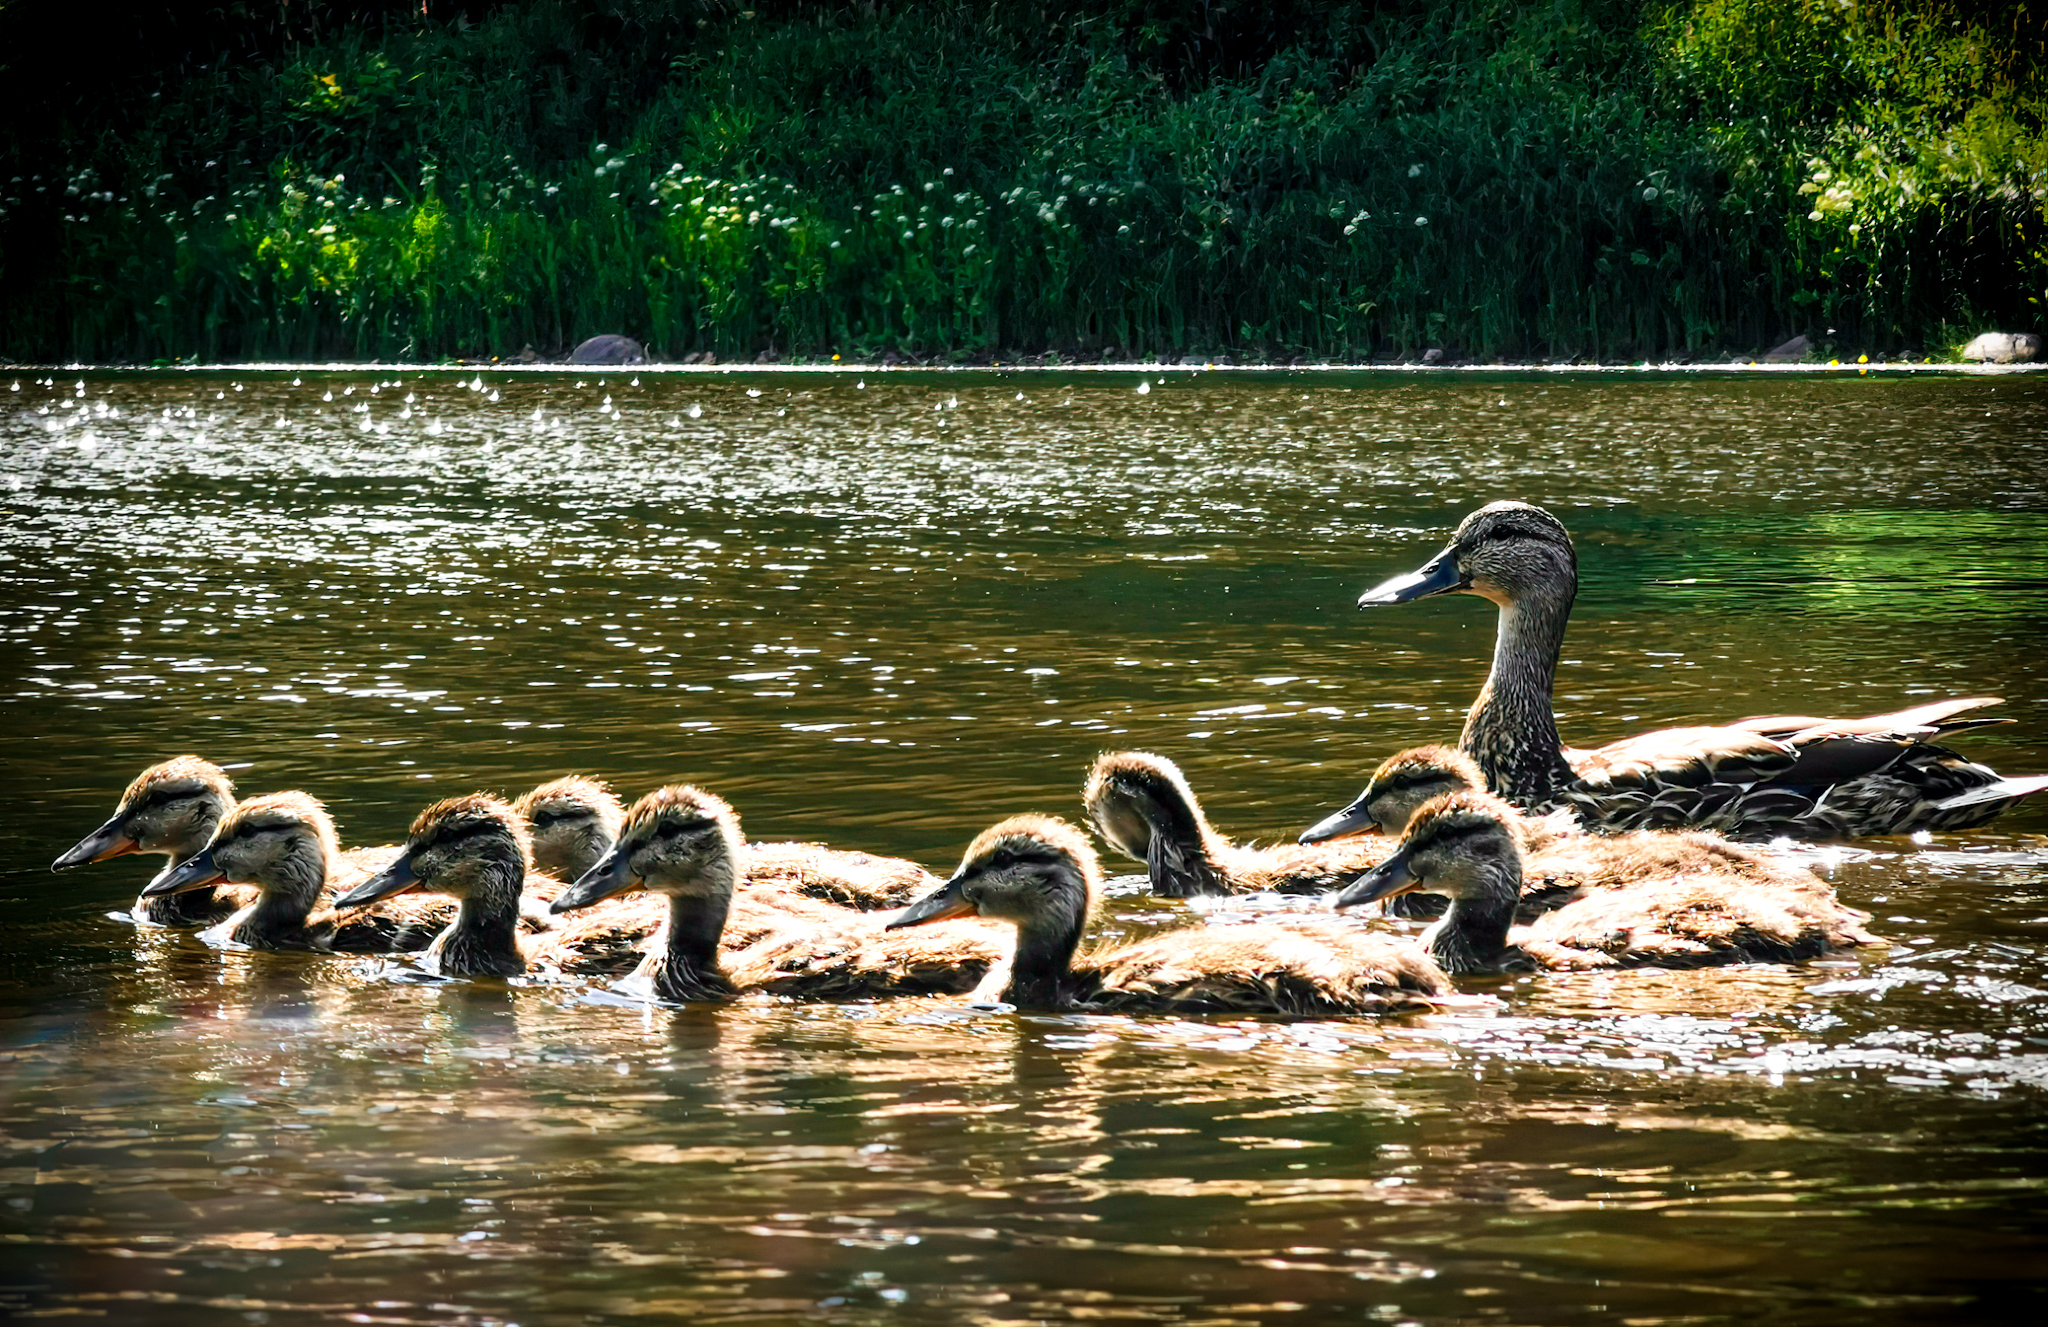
left=885, top=875, right=976, bottom=930
left=334, top=854, right=421, bottom=909
left=52, top=814, right=141, bottom=870
left=1299, top=796, right=1379, bottom=845
left=550, top=844, right=641, bottom=913
left=142, top=847, right=227, bottom=897
left=1332, top=849, right=1419, bottom=910
left=1358, top=545, right=1465, bottom=607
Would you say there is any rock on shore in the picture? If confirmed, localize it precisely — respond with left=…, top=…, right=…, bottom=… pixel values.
left=1961, top=332, right=2041, bottom=364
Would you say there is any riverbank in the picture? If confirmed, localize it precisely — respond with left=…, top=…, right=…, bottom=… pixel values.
left=12, top=358, right=2042, bottom=379
left=1, top=1, right=2041, bottom=365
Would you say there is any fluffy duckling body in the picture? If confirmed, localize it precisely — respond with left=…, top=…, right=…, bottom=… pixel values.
left=548, top=786, right=1000, bottom=1003
left=1084, top=751, right=1393, bottom=898
left=143, top=792, right=452, bottom=952
left=1333, top=790, right=1879, bottom=973
left=334, top=794, right=636, bottom=978
left=888, top=815, right=1447, bottom=1015
left=1301, top=744, right=1825, bottom=918
left=52, top=756, right=253, bottom=926
left=742, top=839, right=935, bottom=910
left=1357, top=501, right=2048, bottom=838
left=512, top=773, right=930, bottom=910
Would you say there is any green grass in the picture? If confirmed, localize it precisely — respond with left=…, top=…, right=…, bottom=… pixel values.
left=0, top=0, right=2040, bottom=363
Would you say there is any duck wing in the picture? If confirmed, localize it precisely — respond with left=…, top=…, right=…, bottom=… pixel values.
left=1733, top=696, right=2008, bottom=740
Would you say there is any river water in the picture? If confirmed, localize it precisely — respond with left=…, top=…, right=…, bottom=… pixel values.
left=3, top=367, right=2045, bottom=1325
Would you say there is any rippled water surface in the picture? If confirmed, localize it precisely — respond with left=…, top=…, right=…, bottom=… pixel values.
left=4, top=367, right=2046, bottom=1325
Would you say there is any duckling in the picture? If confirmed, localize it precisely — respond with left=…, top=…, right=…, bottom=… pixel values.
left=1355, top=500, right=2048, bottom=838
left=512, top=773, right=931, bottom=910
left=1302, top=744, right=1841, bottom=917
left=1083, top=751, right=1392, bottom=897
left=1332, top=790, right=1878, bottom=973
left=141, top=792, right=453, bottom=952
left=548, top=786, right=1001, bottom=1003
left=333, top=794, right=636, bottom=978
left=887, top=815, right=1448, bottom=1015
left=512, top=775, right=623, bottom=885
left=52, top=755, right=249, bottom=926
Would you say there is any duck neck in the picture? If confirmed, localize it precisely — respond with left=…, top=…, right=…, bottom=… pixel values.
left=1144, top=800, right=1231, bottom=899
left=1462, top=585, right=1579, bottom=809
left=639, top=880, right=737, bottom=1003
left=428, top=855, right=528, bottom=978
left=233, top=849, right=326, bottom=947
left=1002, top=872, right=1091, bottom=1008
left=1422, top=857, right=1523, bottom=975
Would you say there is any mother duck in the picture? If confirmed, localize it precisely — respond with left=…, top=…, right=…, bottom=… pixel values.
left=1357, top=501, right=2047, bottom=838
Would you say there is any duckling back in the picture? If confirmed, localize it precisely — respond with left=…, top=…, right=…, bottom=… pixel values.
left=726, top=914, right=1005, bottom=1000
left=743, top=841, right=936, bottom=909
left=1508, top=866, right=1879, bottom=970
left=1078, top=921, right=1448, bottom=1016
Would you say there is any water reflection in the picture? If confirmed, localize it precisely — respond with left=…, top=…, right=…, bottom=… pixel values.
left=2, top=368, right=2046, bottom=1323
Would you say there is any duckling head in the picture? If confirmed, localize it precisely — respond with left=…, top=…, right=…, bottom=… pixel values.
left=53, top=755, right=235, bottom=871
left=143, top=790, right=336, bottom=899
left=1300, top=744, right=1485, bottom=843
left=1082, top=751, right=1206, bottom=861
left=888, top=814, right=1100, bottom=936
left=549, top=785, right=741, bottom=913
left=1358, top=500, right=1575, bottom=610
left=512, top=775, right=623, bottom=883
left=335, top=794, right=530, bottom=910
left=1332, top=790, right=1521, bottom=911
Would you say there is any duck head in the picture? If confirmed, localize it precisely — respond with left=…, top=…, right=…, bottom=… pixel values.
left=337, top=793, right=530, bottom=909
left=1300, top=745, right=1485, bottom=843
left=888, top=814, right=1099, bottom=934
left=550, top=785, right=741, bottom=912
left=53, top=755, right=235, bottom=871
left=1081, top=751, right=1229, bottom=896
left=512, top=775, right=623, bottom=883
left=1358, top=501, right=1576, bottom=610
left=143, top=790, right=336, bottom=899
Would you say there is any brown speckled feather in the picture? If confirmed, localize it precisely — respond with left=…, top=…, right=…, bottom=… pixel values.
left=1074, top=921, right=1447, bottom=1015
left=727, top=916, right=1003, bottom=999
left=535, top=873, right=919, bottom=977
left=1509, top=868, right=1880, bottom=970
left=743, top=841, right=936, bottom=909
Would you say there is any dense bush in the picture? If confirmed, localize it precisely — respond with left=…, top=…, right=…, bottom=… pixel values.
left=0, top=0, right=2039, bottom=362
